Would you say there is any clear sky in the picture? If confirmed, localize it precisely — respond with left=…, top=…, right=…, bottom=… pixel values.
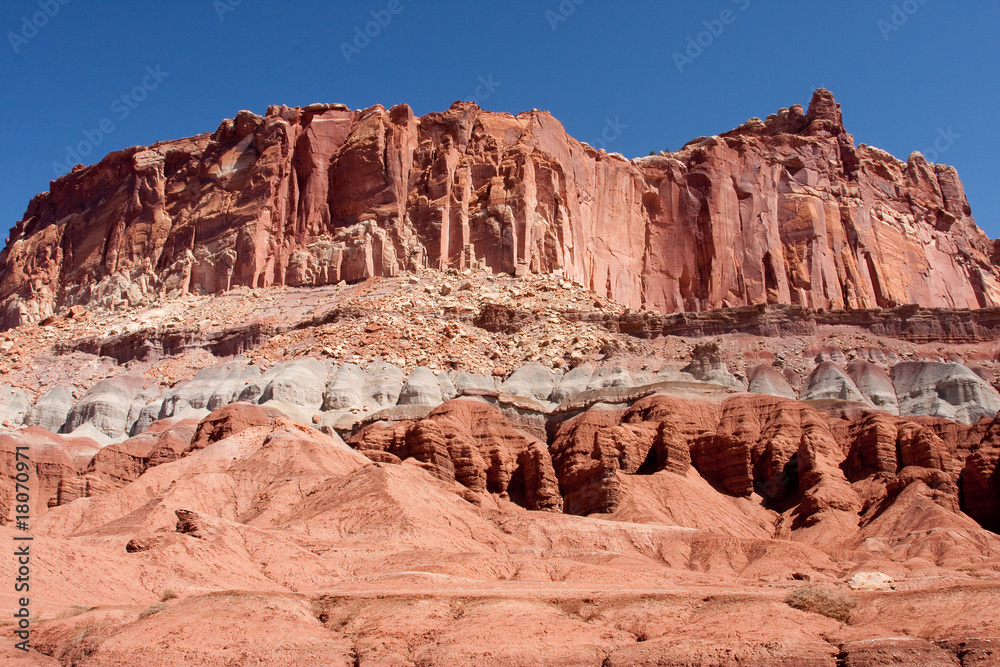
left=1, top=0, right=997, bottom=239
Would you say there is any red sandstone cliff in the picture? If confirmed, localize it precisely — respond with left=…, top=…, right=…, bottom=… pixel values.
left=2, top=89, right=998, bottom=327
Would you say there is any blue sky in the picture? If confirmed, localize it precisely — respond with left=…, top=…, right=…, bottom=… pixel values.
left=1, top=0, right=997, bottom=239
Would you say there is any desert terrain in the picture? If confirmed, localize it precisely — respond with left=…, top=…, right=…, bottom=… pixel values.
left=0, top=90, right=998, bottom=665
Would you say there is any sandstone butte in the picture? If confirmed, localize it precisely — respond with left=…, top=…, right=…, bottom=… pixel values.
left=2, top=89, right=999, bottom=329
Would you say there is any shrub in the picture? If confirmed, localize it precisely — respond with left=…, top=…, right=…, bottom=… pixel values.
left=785, top=586, right=857, bottom=622
left=160, top=589, right=178, bottom=602
left=138, top=603, right=167, bottom=620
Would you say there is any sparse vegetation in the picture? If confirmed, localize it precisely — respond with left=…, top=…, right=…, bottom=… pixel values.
left=53, top=605, right=92, bottom=621
left=553, top=597, right=601, bottom=622
left=785, top=586, right=857, bottom=622
left=160, top=589, right=178, bottom=602
left=64, top=616, right=116, bottom=661
left=138, top=603, right=167, bottom=620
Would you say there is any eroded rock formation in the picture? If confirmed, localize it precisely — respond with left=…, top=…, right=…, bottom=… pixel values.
left=3, top=90, right=998, bottom=327
left=349, top=398, right=562, bottom=511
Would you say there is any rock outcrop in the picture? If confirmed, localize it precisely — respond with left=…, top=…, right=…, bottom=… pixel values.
left=64, top=376, right=156, bottom=439
left=801, top=361, right=871, bottom=405
left=3, top=90, right=999, bottom=328
left=5, top=88, right=1000, bottom=667
left=350, top=398, right=562, bottom=511
left=963, top=420, right=1000, bottom=532
left=343, top=389, right=1000, bottom=547
left=892, top=362, right=1000, bottom=424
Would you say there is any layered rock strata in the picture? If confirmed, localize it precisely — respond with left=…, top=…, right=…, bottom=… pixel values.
left=3, top=90, right=998, bottom=327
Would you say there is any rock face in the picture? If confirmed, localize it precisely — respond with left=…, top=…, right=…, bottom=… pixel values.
left=846, top=361, right=899, bottom=414
left=344, top=389, right=1000, bottom=551
left=747, top=364, right=796, bottom=399
left=0, top=385, right=30, bottom=426
left=14, top=352, right=1000, bottom=449
left=963, top=420, right=1000, bottom=532
left=4, top=396, right=998, bottom=667
left=3, top=90, right=999, bottom=328
left=892, top=362, right=1000, bottom=423
left=25, top=386, right=75, bottom=433
left=350, top=398, right=562, bottom=511
left=64, top=376, right=155, bottom=439
left=801, top=361, right=870, bottom=405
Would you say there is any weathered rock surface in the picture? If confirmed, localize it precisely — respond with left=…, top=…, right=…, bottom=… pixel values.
left=3, top=391, right=1000, bottom=666
left=499, top=361, right=560, bottom=404
left=747, top=364, right=797, bottom=399
left=681, top=342, right=743, bottom=388
left=4, top=90, right=1000, bottom=667
left=451, top=371, right=497, bottom=396
left=351, top=398, right=562, bottom=511
left=397, top=366, right=445, bottom=406
left=259, top=357, right=328, bottom=406
left=846, top=360, right=899, bottom=414
left=24, top=386, right=75, bottom=433
left=801, top=361, right=870, bottom=405
left=550, top=363, right=596, bottom=403
left=322, top=363, right=365, bottom=410
left=0, top=427, right=99, bottom=516
left=963, top=420, right=1000, bottom=532
left=4, top=90, right=999, bottom=328
left=0, top=385, right=30, bottom=427
left=363, top=360, right=405, bottom=408
left=159, top=361, right=252, bottom=415
left=839, top=638, right=961, bottom=666
left=64, top=376, right=154, bottom=438
left=892, top=362, right=1000, bottom=424
left=187, top=403, right=282, bottom=453
left=138, top=361, right=262, bottom=434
